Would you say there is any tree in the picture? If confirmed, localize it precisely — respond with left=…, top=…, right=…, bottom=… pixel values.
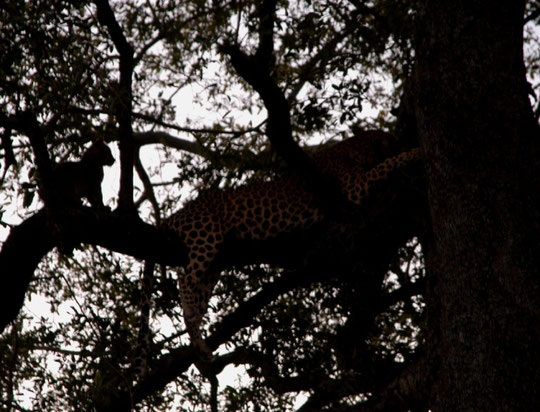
left=0, top=0, right=538, bottom=411
left=413, top=0, right=540, bottom=409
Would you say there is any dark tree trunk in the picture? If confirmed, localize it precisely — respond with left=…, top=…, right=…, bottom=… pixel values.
left=414, top=1, right=540, bottom=410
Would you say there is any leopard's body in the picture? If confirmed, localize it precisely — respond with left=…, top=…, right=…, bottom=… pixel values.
left=163, top=130, right=420, bottom=355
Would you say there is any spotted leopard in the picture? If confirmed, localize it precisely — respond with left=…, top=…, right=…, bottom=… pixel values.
left=164, top=130, right=420, bottom=355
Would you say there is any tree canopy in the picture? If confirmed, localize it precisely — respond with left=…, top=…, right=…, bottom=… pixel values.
left=1, top=1, right=539, bottom=411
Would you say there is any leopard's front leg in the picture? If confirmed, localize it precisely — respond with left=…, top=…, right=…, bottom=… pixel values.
left=179, top=237, right=222, bottom=357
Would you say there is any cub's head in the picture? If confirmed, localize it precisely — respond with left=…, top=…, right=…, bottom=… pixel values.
left=82, top=138, right=115, bottom=166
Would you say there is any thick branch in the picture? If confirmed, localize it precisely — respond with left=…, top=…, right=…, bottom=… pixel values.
left=322, top=355, right=430, bottom=412
left=254, top=0, right=277, bottom=68
left=220, top=0, right=338, bottom=198
left=369, top=355, right=430, bottom=411
left=0, top=208, right=187, bottom=334
left=220, top=45, right=299, bottom=160
left=221, top=24, right=347, bottom=210
left=0, top=212, right=56, bottom=335
left=296, top=355, right=429, bottom=412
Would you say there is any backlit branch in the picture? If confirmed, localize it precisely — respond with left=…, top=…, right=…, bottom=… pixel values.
left=0, top=208, right=187, bottom=335
left=94, top=0, right=136, bottom=213
left=220, top=1, right=348, bottom=211
left=0, top=111, right=55, bottom=205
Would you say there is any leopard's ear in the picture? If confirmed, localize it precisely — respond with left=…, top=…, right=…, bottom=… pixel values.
left=82, top=127, right=110, bottom=145
left=351, top=124, right=365, bottom=136
left=88, top=132, right=104, bottom=144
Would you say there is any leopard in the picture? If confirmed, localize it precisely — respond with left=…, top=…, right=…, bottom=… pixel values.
left=50, top=138, right=115, bottom=209
left=163, top=130, right=421, bottom=356
left=47, top=138, right=115, bottom=256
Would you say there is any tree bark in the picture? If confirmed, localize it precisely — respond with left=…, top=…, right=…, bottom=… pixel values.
left=414, top=1, right=540, bottom=409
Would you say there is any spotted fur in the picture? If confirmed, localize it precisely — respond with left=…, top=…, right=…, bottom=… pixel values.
left=163, top=131, right=420, bottom=355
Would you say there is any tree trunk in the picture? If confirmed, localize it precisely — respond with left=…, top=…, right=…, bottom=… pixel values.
left=414, top=1, right=540, bottom=410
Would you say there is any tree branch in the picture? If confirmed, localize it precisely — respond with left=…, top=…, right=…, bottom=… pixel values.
left=132, top=111, right=266, bottom=137
left=295, top=353, right=430, bottom=412
left=254, top=0, right=277, bottom=69
left=0, top=126, right=17, bottom=182
left=288, top=2, right=381, bottom=103
left=287, top=31, right=349, bottom=102
left=134, top=147, right=161, bottom=222
left=133, top=130, right=209, bottom=158
left=134, top=5, right=225, bottom=65
left=220, top=3, right=348, bottom=212
left=207, top=269, right=314, bottom=350
left=69, top=106, right=266, bottom=137
left=0, top=111, right=54, bottom=205
left=322, top=355, right=430, bottom=412
left=0, top=208, right=187, bottom=334
left=93, top=269, right=315, bottom=411
left=94, top=0, right=136, bottom=213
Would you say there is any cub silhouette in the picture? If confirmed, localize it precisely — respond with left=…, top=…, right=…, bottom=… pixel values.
left=51, top=139, right=115, bottom=209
